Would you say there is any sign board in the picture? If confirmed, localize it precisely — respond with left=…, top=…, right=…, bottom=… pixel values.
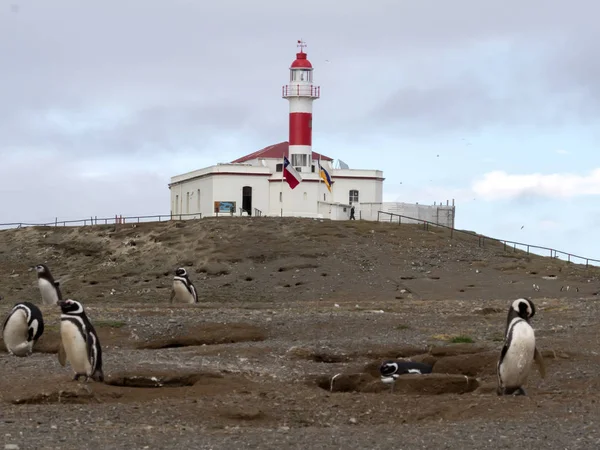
left=214, top=201, right=236, bottom=214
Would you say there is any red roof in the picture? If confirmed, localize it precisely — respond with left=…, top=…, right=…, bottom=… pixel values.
left=231, top=141, right=333, bottom=163
left=291, top=51, right=313, bottom=69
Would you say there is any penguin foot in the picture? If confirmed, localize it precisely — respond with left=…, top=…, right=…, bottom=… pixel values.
left=514, top=387, right=527, bottom=396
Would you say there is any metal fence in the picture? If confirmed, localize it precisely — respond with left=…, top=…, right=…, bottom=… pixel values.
left=0, top=213, right=204, bottom=230
left=377, top=211, right=600, bottom=268
left=0, top=209, right=267, bottom=230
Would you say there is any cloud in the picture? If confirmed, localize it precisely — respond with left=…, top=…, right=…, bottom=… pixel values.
left=472, top=169, right=600, bottom=200
left=555, top=149, right=570, bottom=155
left=0, top=153, right=169, bottom=224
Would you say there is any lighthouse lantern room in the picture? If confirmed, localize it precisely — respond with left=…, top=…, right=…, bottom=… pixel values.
left=282, top=39, right=320, bottom=171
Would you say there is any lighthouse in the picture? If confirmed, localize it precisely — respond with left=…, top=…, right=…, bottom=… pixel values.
left=282, top=40, right=320, bottom=172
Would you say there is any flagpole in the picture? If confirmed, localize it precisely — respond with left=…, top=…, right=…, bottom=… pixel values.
left=317, top=154, right=321, bottom=216
left=281, top=152, right=285, bottom=217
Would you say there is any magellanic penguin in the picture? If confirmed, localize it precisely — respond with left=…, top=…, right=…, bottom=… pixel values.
left=2, top=301, right=45, bottom=356
left=169, top=267, right=198, bottom=304
left=57, top=299, right=104, bottom=382
left=497, top=298, right=546, bottom=396
left=34, top=263, right=63, bottom=306
left=379, top=360, right=433, bottom=393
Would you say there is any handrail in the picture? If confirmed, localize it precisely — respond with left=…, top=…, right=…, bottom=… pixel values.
left=377, top=210, right=600, bottom=268
left=0, top=213, right=202, bottom=229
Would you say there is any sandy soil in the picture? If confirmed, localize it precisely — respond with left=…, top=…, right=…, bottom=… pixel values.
left=1, top=217, right=599, bottom=449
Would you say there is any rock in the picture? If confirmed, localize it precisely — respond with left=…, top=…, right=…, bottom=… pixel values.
left=5, top=445, right=20, bottom=450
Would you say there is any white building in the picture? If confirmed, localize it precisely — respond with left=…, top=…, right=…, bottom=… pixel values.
left=169, top=42, right=384, bottom=220
left=168, top=141, right=384, bottom=219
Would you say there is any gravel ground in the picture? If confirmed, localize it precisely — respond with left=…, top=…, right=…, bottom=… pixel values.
left=1, top=218, right=599, bottom=449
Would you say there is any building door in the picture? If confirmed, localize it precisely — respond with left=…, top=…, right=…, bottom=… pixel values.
left=242, top=186, right=252, bottom=216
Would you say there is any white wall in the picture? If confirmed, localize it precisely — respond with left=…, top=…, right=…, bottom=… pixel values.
left=358, top=202, right=455, bottom=227
left=169, top=164, right=271, bottom=218
left=212, top=175, right=270, bottom=216
left=269, top=179, right=323, bottom=217
left=170, top=177, right=212, bottom=217
left=330, top=177, right=383, bottom=207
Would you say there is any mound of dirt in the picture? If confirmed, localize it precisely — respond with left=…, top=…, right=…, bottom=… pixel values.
left=316, top=372, right=479, bottom=395
left=136, top=322, right=267, bottom=349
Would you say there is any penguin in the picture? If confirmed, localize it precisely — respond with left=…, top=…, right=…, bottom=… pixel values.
left=497, top=298, right=546, bottom=396
left=379, top=360, right=433, bottom=393
left=34, top=263, right=63, bottom=306
left=57, top=299, right=104, bottom=382
left=169, top=267, right=198, bottom=304
left=2, top=301, right=44, bottom=357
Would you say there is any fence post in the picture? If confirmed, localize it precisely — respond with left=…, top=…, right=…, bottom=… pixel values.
left=503, top=241, right=507, bottom=251
left=55, top=217, right=58, bottom=227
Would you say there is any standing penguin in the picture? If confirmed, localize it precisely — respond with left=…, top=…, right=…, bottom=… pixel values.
left=34, top=263, right=63, bottom=306
left=2, top=301, right=45, bottom=356
left=497, top=298, right=546, bottom=396
left=57, top=299, right=104, bottom=382
left=169, top=267, right=198, bottom=304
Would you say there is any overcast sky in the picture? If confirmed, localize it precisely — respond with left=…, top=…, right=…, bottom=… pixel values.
left=2, top=0, right=600, bottom=261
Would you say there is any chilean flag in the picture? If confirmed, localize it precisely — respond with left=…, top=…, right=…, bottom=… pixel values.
left=283, top=156, right=302, bottom=189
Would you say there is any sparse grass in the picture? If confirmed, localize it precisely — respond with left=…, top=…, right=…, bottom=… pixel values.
left=491, top=333, right=505, bottom=342
left=395, top=324, right=411, bottom=330
left=94, top=320, right=127, bottom=328
left=450, top=335, right=475, bottom=344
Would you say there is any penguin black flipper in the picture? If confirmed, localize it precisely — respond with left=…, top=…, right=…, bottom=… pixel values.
left=54, top=281, right=64, bottom=302
left=85, top=323, right=104, bottom=382
left=58, top=341, right=67, bottom=366
left=189, top=283, right=198, bottom=303
left=534, top=346, right=546, bottom=379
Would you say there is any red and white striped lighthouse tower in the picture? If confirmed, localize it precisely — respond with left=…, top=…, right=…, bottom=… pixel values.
left=282, top=40, right=320, bottom=172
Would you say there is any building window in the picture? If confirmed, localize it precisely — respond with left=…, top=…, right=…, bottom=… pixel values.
left=349, top=190, right=359, bottom=205
left=197, top=189, right=201, bottom=211
left=291, top=154, right=308, bottom=167
left=323, top=193, right=326, bottom=201
left=175, top=195, right=179, bottom=214
left=276, top=163, right=283, bottom=172
left=279, top=192, right=282, bottom=202
left=311, top=165, right=315, bottom=173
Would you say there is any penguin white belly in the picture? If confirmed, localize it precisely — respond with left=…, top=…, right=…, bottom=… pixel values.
left=38, top=278, right=59, bottom=305
left=2, top=311, right=30, bottom=356
left=500, top=323, right=536, bottom=388
left=60, top=321, right=92, bottom=376
left=173, top=280, right=194, bottom=304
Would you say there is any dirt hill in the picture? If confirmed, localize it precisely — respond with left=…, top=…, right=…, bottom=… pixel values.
left=1, top=217, right=600, bottom=448
left=0, top=217, right=597, bottom=305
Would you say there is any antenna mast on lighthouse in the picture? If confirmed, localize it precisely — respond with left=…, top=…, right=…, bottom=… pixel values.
left=282, top=40, right=320, bottom=173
